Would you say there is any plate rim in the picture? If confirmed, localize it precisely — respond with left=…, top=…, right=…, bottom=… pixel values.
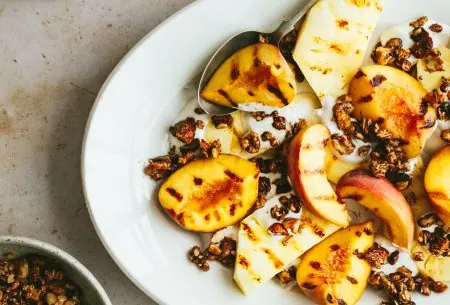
left=80, top=0, right=207, bottom=303
left=80, top=1, right=450, bottom=304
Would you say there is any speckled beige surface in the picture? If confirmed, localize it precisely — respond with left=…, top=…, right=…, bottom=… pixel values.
left=0, top=0, right=195, bottom=303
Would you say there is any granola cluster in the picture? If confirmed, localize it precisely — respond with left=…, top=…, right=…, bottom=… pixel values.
left=369, top=267, right=447, bottom=305
left=189, top=237, right=238, bottom=272
left=329, top=95, right=362, bottom=156
left=269, top=195, right=302, bottom=223
left=372, top=39, right=413, bottom=73
left=0, top=254, right=82, bottom=305
left=328, top=95, right=412, bottom=190
left=244, top=111, right=306, bottom=154
left=145, top=116, right=225, bottom=180
left=364, top=242, right=448, bottom=305
left=417, top=213, right=450, bottom=257
left=369, top=139, right=412, bottom=190
left=251, top=154, right=293, bottom=196
left=371, top=16, right=445, bottom=75
left=205, top=238, right=237, bottom=267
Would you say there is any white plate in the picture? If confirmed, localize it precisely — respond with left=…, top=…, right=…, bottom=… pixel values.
left=82, top=0, right=450, bottom=304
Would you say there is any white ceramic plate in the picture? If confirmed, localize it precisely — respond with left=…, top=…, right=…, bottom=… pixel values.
left=82, top=0, right=450, bottom=304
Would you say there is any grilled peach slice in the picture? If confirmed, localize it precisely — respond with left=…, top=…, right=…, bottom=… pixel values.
left=348, top=65, right=436, bottom=158
left=425, top=145, right=450, bottom=225
left=288, top=124, right=349, bottom=227
left=297, top=221, right=374, bottom=305
left=201, top=43, right=297, bottom=108
left=159, top=154, right=259, bottom=232
left=336, top=170, right=415, bottom=249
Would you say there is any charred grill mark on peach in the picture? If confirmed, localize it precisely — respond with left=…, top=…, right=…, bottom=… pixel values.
left=204, top=214, right=211, bottom=221
left=166, top=209, right=176, bottom=218
left=166, top=188, right=183, bottom=202
left=301, top=168, right=327, bottom=175
left=359, top=94, right=374, bottom=103
left=330, top=244, right=340, bottom=251
left=363, top=228, right=373, bottom=236
left=310, top=261, right=322, bottom=270
left=253, top=56, right=262, bottom=67
left=301, top=282, right=317, bottom=289
left=230, top=62, right=240, bottom=81
left=248, top=90, right=255, bottom=96
left=194, top=177, right=203, bottom=185
left=214, top=210, right=221, bottom=221
left=229, top=203, right=236, bottom=216
left=312, top=194, right=338, bottom=201
left=370, top=74, right=387, bottom=87
left=224, top=170, right=244, bottom=183
left=218, top=89, right=238, bottom=107
left=177, top=213, right=186, bottom=226
left=267, top=84, right=289, bottom=106
left=302, top=140, right=328, bottom=151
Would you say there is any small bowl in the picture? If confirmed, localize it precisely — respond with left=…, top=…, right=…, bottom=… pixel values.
left=0, top=236, right=112, bottom=305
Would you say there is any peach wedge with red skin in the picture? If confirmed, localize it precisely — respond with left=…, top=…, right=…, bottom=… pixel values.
left=336, top=169, right=415, bottom=249
left=425, top=145, right=450, bottom=225
left=158, top=154, right=259, bottom=232
left=288, top=124, right=349, bottom=227
left=297, top=221, right=374, bottom=305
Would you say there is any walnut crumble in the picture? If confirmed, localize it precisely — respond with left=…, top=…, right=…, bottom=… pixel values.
left=240, top=131, right=261, bottom=154
left=0, top=254, right=82, bottom=305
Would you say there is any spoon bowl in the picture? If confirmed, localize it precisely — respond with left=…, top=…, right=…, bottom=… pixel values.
left=197, top=0, right=319, bottom=115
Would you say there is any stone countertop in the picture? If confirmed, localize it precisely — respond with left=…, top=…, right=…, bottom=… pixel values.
left=0, top=0, right=194, bottom=304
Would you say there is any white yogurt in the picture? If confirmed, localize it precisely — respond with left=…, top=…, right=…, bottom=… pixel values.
left=316, top=96, right=372, bottom=164
left=242, top=94, right=317, bottom=150
left=210, top=226, right=239, bottom=244
left=424, top=120, right=450, bottom=156
left=260, top=172, right=282, bottom=199
left=374, top=236, right=418, bottom=276
left=380, top=20, right=450, bottom=64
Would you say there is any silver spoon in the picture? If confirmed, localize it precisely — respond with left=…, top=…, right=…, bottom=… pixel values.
left=197, top=0, right=319, bottom=115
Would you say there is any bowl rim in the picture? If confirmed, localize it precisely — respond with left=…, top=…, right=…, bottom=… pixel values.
left=0, top=236, right=112, bottom=305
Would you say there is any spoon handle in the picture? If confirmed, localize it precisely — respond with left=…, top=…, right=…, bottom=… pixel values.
left=271, top=0, right=320, bottom=43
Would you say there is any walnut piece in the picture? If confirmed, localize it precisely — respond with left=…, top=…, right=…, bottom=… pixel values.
left=410, top=16, right=428, bottom=27
left=258, top=177, right=271, bottom=196
left=189, top=246, right=210, bottom=272
left=331, top=134, right=355, bottom=155
left=261, top=131, right=279, bottom=147
left=240, top=132, right=261, bottom=153
left=211, top=114, right=233, bottom=129
left=200, top=139, right=221, bottom=158
left=170, top=117, right=196, bottom=144
left=268, top=223, right=289, bottom=236
left=429, top=23, right=443, bottom=33
left=364, top=243, right=389, bottom=268
left=271, top=111, right=287, bottom=130
left=333, top=101, right=355, bottom=133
